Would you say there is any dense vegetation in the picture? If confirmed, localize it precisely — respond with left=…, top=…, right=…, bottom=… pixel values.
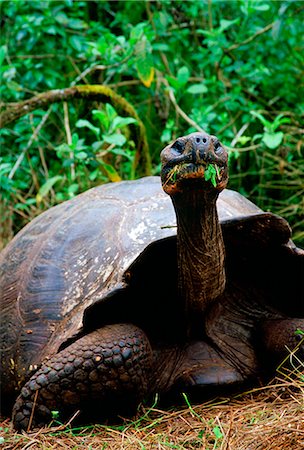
left=1, top=0, right=303, bottom=247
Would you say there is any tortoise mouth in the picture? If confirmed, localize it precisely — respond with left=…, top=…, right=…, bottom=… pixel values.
left=161, top=158, right=227, bottom=195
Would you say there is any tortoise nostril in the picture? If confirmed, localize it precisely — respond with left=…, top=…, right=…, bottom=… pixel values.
left=202, top=137, right=207, bottom=144
left=195, top=137, right=201, bottom=144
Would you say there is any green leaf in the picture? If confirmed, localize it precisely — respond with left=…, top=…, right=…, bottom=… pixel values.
left=92, top=109, right=109, bottom=130
left=204, top=164, right=217, bottom=187
left=130, top=22, right=145, bottom=42
left=250, top=111, right=272, bottom=129
left=219, top=18, right=239, bottom=32
left=0, top=45, right=7, bottom=66
left=135, top=36, right=154, bottom=87
left=253, top=4, right=270, bottom=11
left=104, top=134, right=126, bottom=146
left=54, top=12, right=69, bottom=26
left=76, top=119, right=100, bottom=137
left=36, top=176, right=62, bottom=204
left=100, top=162, right=121, bottom=182
left=111, top=116, right=137, bottom=132
left=68, top=18, right=87, bottom=30
left=177, top=66, right=190, bottom=86
left=110, top=148, right=133, bottom=161
left=89, top=168, right=100, bottom=181
left=295, top=329, right=304, bottom=336
left=70, top=35, right=83, bottom=52
left=213, top=426, right=223, bottom=440
left=75, top=151, right=88, bottom=160
left=186, top=84, right=208, bottom=94
left=68, top=183, right=79, bottom=196
left=105, top=104, right=117, bottom=122
left=51, top=410, right=59, bottom=419
left=166, top=75, right=181, bottom=91
left=7, top=80, right=22, bottom=92
left=262, top=131, right=284, bottom=149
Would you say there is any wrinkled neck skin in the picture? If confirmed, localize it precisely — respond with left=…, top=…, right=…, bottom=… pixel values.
left=172, top=189, right=226, bottom=338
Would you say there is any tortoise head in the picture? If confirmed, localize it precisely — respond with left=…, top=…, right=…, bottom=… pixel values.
left=160, top=132, right=228, bottom=196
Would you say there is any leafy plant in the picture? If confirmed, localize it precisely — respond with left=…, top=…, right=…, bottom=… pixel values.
left=251, top=112, right=290, bottom=149
left=204, top=163, right=219, bottom=188
left=0, top=0, right=303, bottom=247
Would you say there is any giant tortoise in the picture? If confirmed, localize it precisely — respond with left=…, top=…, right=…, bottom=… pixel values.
left=0, top=132, right=303, bottom=431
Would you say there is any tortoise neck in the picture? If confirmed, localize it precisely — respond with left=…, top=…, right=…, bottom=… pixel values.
left=172, top=190, right=226, bottom=336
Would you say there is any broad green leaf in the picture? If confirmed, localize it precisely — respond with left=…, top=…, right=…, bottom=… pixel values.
left=187, top=84, right=208, bottom=94
left=135, top=36, right=154, bottom=87
left=161, top=128, right=172, bottom=143
left=213, top=426, right=223, bottom=440
left=89, top=168, right=100, bottom=181
left=7, top=81, right=22, bottom=92
left=68, top=18, right=87, bottom=30
left=250, top=111, right=272, bottom=129
left=130, top=22, right=145, bottom=42
left=204, top=164, right=217, bottom=187
left=92, top=109, right=109, bottom=130
left=104, top=134, right=126, bottom=146
left=272, top=114, right=290, bottom=130
left=100, top=162, right=121, bottom=182
left=253, top=4, right=270, bottom=11
left=15, top=198, right=36, bottom=210
left=36, top=176, right=62, bottom=204
left=75, top=151, right=88, bottom=160
left=105, top=104, right=117, bottom=122
left=110, top=148, right=133, bottom=161
left=219, top=18, right=239, bottom=32
left=70, top=35, right=83, bottom=52
left=54, top=12, right=69, bottom=26
left=76, top=119, right=100, bottom=137
left=0, top=45, right=7, bottom=66
left=152, top=43, right=169, bottom=52
left=67, top=183, right=79, bottom=196
left=166, top=75, right=181, bottom=91
left=92, top=141, right=103, bottom=152
left=111, top=116, right=137, bottom=132
left=262, top=131, right=283, bottom=149
left=237, top=136, right=251, bottom=145
left=56, top=143, right=71, bottom=155
left=177, top=66, right=190, bottom=86
left=72, top=133, right=79, bottom=146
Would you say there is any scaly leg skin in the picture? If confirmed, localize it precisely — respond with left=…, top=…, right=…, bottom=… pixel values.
left=12, top=323, right=153, bottom=431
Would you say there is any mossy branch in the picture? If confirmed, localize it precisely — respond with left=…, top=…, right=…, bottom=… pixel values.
left=0, top=85, right=151, bottom=176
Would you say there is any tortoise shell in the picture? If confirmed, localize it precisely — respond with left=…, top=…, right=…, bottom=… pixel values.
left=0, top=176, right=301, bottom=399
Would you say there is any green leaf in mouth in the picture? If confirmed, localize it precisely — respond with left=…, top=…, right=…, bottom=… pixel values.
left=204, top=163, right=219, bottom=187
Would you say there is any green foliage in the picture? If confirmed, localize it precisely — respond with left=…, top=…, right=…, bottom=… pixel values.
left=1, top=0, right=303, bottom=246
left=204, top=164, right=218, bottom=188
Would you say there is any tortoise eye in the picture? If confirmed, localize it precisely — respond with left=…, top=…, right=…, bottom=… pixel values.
left=172, top=140, right=184, bottom=154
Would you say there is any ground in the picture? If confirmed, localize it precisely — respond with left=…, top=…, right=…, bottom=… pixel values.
left=1, top=364, right=303, bottom=450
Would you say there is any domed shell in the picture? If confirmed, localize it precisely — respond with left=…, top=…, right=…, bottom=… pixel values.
left=0, top=176, right=291, bottom=395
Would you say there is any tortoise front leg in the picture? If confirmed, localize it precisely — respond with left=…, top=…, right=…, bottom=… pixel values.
left=12, top=323, right=153, bottom=431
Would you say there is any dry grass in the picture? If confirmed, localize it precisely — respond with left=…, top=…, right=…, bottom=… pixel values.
left=1, top=381, right=303, bottom=449
left=1, top=354, right=303, bottom=450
